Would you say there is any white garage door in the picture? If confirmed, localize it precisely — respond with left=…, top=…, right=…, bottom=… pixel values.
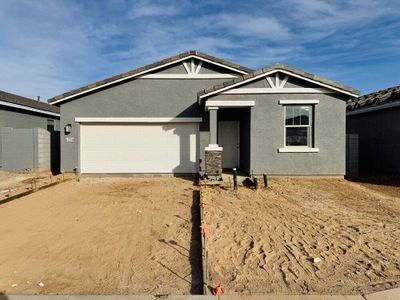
left=80, top=123, right=198, bottom=173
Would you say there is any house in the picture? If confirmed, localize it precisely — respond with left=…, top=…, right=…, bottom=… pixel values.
left=48, top=51, right=359, bottom=177
left=0, top=90, right=60, bottom=172
left=347, top=85, right=400, bottom=175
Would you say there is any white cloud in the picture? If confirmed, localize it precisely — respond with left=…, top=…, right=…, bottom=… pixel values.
left=0, top=0, right=399, bottom=99
left=128, top=1, right=180, bottom=18
left=212, top=14, right=291, bottom=41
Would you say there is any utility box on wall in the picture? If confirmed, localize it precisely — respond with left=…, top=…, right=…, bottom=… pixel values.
left=0, top=127, right=51, bottom=173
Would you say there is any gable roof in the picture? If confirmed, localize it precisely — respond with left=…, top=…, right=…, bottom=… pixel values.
left=198, top=64, right=360, bottom=101
left=0, top=90, right=60, bottom=117
left=347, top=85, right=400, bottom=115
left=48, top=51, right=253, bottom=105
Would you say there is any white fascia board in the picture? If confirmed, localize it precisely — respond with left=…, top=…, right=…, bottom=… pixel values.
left=74, top=117, right=203, bottom=123
left=279, top=99, right=320, bottom=105
left=205, top=100, right=255, bottom=110
left=347, top=101, right=400, bottom=116
left=0, top=100, right=60, bottom=117
left=222, top=88, right=334, bottom=94
left=278, top=147, right=320, bottom=153
left=140, top=74, right=238, bottom=79
left=50, top=55, right=249, bottom=105
left=199, top=69, right=359, bottom=102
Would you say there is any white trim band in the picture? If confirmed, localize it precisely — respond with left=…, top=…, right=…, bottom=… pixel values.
left=278, top=147, right=320, bottom=153
left=205, top=144, right=223, bottom=151
left=205, top=100, right=255, bottom=110
left=0, top=100, right=60, bottom=117
left=279, top=99, right=320, bottom=105
left=75, top=117, right=203, bottom=123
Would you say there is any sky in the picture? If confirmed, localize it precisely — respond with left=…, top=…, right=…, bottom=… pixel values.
left=0, top=0, right=399, bottom=101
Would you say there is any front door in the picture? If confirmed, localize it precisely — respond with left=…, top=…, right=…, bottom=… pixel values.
left=218, top=121, right=240, bottom=169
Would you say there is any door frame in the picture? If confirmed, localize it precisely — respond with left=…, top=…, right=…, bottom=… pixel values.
left=218, top=120, right=240, bottom=169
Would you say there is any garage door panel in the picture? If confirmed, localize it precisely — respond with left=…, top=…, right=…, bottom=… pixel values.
left=80, top=123, right=198, bottom=173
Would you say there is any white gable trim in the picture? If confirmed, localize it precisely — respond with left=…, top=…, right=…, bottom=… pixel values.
left=140, top=74, right=238, bottom=79
left=222, top=87, right=336, bottom=94
left=0, top=100, right=60, bottom=117
left=50, top=55, right=249, bottom=105
left=199, top=69, right=358, bottom=103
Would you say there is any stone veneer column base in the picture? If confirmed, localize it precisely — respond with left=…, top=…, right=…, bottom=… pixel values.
left=205, top=145, right=223, bottom=180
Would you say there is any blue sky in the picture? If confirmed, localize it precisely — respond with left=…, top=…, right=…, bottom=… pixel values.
left=0, top=0, right=399, bottom=101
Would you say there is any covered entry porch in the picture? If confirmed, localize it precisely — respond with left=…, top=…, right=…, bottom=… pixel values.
left=204, top=101, right=254, bottom=178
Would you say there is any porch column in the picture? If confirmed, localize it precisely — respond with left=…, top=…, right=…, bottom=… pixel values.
left=208, top=106, right=218, bottom=145
left=205, top=106, right=222, bottom=180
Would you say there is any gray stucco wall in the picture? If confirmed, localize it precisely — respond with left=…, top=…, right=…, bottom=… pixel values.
left=0, top=107, right=60, bottom=130
left=59, top=78, right=230, bottom=172
left=1, top=128, right=50, bottom=172
left=209, top=91, right=349, bottom=176
left=347, top=107, right=400, bottom=175
left=0, top=106, right=59, bottom=169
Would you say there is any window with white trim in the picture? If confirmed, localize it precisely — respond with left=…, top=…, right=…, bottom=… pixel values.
left=284, top=105, right=313, bottom=147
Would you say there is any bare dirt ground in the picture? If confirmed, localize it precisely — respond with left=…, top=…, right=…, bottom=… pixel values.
left=202, top=178, right=400, bottom=295
left=0, top=171, right=66, bottom=201
left=0, top=177, right=202, bottom=295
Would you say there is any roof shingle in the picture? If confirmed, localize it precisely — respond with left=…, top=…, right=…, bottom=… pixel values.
left=347, top=85, right=400, bottom=112
left=0, top=90, right=59, bottom=114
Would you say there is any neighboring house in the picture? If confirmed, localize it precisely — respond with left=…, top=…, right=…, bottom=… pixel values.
left=0, top=90, right=60, bottom=172
left=48, top=51, right=359, bottom=176
left=347, top=85, right=400, bottom=175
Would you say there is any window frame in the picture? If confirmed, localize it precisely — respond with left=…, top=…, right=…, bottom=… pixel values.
left=278, top=99, right=320, bottom=153
left=283, top=105, right=313, bottom=148
left=47, top=119, right=55, bottom=132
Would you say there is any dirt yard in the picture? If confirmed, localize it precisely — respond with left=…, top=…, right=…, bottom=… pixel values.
left=0, top=177, right=202, bottom=295
left=202, top=178, right=400, bottom=295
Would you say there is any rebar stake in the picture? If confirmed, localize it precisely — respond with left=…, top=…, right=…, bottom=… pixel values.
left=263, top=173, right=268, bottom=189
left=233, top=168, right=238, bottom=191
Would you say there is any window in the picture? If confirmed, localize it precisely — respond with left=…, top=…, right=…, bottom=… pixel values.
left=284, top=105, right=312, bottom=147
left=47, top=119, right=55, bottom=132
